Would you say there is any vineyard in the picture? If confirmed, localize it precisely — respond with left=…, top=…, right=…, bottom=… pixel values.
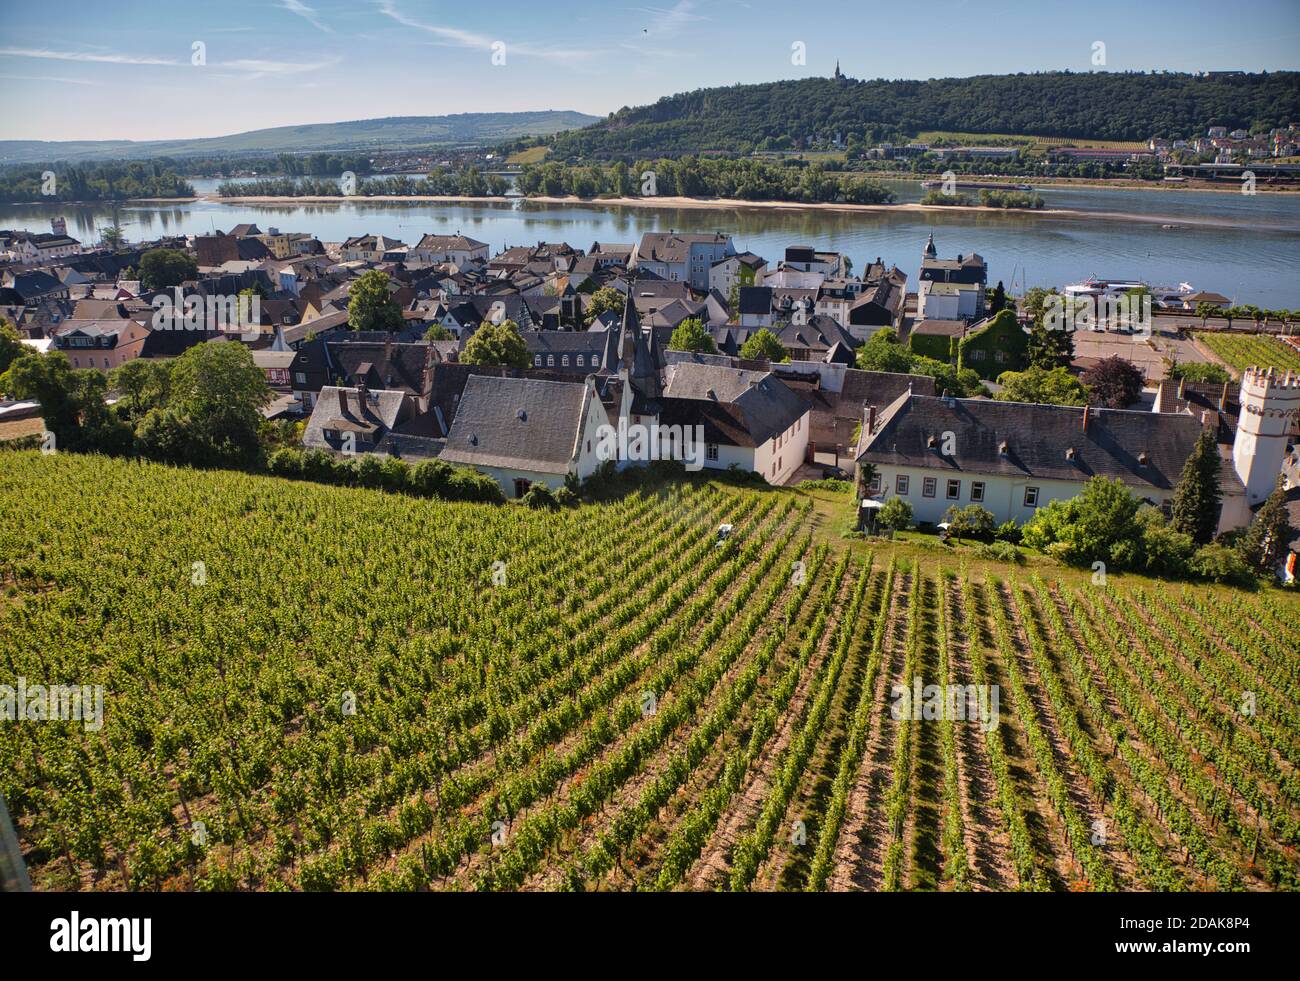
left=1196, top=332, right=1300, bottom=375
left=1, top=451, right=1298, bottom=892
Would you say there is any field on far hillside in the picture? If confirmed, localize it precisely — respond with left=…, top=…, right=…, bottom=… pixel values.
left=1, top=453, right=1297, bottom=892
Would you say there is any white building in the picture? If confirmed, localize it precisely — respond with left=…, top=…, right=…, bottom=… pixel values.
left=918, top=280, right=982, bottom=321
left=632, top=232, right=734, bottom=290
left=856, top=392, right=1253, bottom=532
left=407, top=233, right=490, bottom=268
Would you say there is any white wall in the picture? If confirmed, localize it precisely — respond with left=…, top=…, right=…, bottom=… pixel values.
left=868, top=464, right=1178, bottom=526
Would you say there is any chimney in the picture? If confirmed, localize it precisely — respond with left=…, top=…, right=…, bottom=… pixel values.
left=384, top=330, right=393, bottom=364
left=336, top=387, right=348, bottom=415
left=1081, top=405, right=1090, bottom=433
left=866, top=403, right=877, bottom=436
left=1219, top=381, right=1229, bottom=411
left=1177, top=376, right=1186, bottom=399
left=1200, top=408, right=1214, bottom=430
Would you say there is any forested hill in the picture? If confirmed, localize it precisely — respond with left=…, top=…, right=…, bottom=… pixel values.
left=548, top=71, right=1300, bottom=158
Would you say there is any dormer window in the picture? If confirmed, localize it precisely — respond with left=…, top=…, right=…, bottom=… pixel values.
left=998, top=440, right=1009, bottom=456
left=1138, top=452, right=1149, bottom=466
left=927, top=435, right=938, bottom=449
left=1065, top=447, right=1076, bottom=461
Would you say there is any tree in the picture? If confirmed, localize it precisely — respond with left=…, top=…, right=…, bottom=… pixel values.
left=668, top=317, right=718, bottom=355
left=1026, top=319, right=1075, bottom=370
left=347, top=269, right=404, bottom=333
left=1021, top=476, right=1141, bottom=567
left=0, top=351, right=131, bottom=453
left=109, top=358, right=172, bottom=419
left=856, top=328, right=913, bottom=374
left=424, top=324, right=454, bottom=341
left=139, top=248, right=198, bottom=290
left=909, top=356, right=985, bottom=398
left=1169, top=427, right=1222, bottom=546
left=1238, top=477, right=1293, bottom=573
left=988, top=280, right=1007, bottom=314
left=0, top=319, right=23, bottom=380
left=583, top=286, right=625, bottom=326
left=944, top=503, right=996, bottom=541
left=461, top=319, right=530, bottom=368
left=877, top=496, right=912, bottom=531
left=993, top=365, right=1089, bottom=406
left=144, top=343, right=270, bottom=466
left=1082, top=355, right=1144, bottom=409
left=98, top=216, right=127, bottom=251
left=738, top=328, right=788, bottom=363
left=1195, top=302, right=1223, bottom=328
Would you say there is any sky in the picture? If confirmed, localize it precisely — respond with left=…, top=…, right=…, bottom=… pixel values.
left=1, top=0, right=1298, bottom=142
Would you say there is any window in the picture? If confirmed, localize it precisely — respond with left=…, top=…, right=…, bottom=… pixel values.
left=706, top=443, right=719, bottom=462
left=868, top=473, right=882, bottom=494
left=561, top=355, right=570, bottom=367
left=946, top=479, right=961, bottom=500
left=576, top=355, right=584, bottom=367
left=970, top=349, right=986, bottom=361
left=513, top=478, right=531, bottom=499
left=994, top=350, right=1006, bottom=363
left=895, top=475, right=910, bottom=496
left=1024, top=486, right=1040, bottom=508
left=546, top=355, right=555, bottom=366
left=971, top=481, right=985, bottom=503
left=922, top=477, right=937, bottom=498
left=295, top=372, right=307, bottom=384
left=533, top=355, right=541, bottom=366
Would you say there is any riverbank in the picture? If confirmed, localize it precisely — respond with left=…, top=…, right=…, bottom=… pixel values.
left=200, top=192, right=1294, bottom=231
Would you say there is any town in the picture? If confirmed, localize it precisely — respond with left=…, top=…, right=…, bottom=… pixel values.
left=2, top=217, right=1297, bottom=581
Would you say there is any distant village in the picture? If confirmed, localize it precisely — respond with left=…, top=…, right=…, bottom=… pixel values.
left=1, top=214, right=1298, bottom=580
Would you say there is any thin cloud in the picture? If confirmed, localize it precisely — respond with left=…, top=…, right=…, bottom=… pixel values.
left=279, top=0, right=333, bottom=34
left=0, top=72, right=99, bottom=86
left=374, top=0, right=596, bottom=62
left=0, top=46, right=181, bottom=66
left=218, top=57, right=340, bottom=75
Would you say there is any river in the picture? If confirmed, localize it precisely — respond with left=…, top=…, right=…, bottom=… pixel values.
left=4, top=178, right=1298, bottom=308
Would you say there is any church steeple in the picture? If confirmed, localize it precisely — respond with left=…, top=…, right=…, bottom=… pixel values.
left=923, top=231, right=937, bottom=259
left=833, top=60, right=842, bottom=80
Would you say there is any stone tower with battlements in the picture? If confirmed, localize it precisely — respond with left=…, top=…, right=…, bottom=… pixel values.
left=1233, top=367, right=1300, bottom=506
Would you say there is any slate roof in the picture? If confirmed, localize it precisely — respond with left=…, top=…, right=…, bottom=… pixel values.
left=303, top=386, right=414, bottom=450
left=440, top=375, right=590, bottom=475
left=775, top=316, right=858, bottom=354
left=738, top=286, right=772, bottom=316
left=662, top=362, right=807, bottom=446
left=858, top=396, right=1205, bottom=491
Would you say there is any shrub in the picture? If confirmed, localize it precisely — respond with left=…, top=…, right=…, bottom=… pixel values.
left=520, top=482, right=560, bottom=509
left=300, top=448, right=337, bottom=483
left=877, top=496, right=913, bottom=531
left=994, top=519, right=1022, bottom=544
left=1189, top=543, right=1250, bottom=584
left=977, top=541, right=1024, bottom=564
left=944, top=503, right=997, bottom=542
left=267, top=447, right=304, bottom=478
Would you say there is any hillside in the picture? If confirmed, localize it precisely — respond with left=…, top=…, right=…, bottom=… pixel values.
left=548, top=71, right=1300, bottom=158
left=0, top=111, right=601, bottom=165
left=2, top=451, right=1297, bottom=892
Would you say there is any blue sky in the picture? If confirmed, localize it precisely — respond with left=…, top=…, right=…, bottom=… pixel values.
left=1, top=0, right=1298, bottom=142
